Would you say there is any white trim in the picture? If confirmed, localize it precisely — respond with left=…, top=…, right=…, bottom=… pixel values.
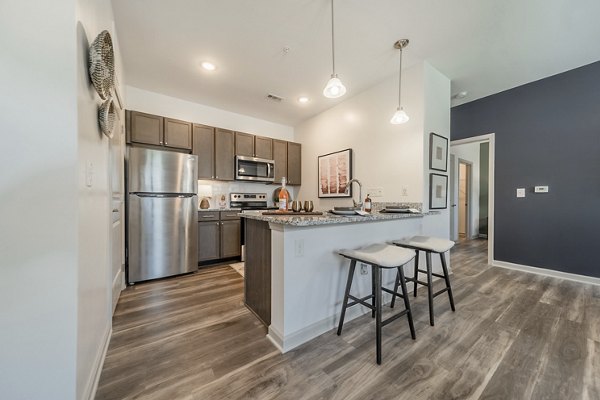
left=456, top=158, right=473, bottom=239
left=451, top=133, right=495, bottom=265
left=493, top=260, right=600, bottom=286
left=83, top=326, right=112, bottom=400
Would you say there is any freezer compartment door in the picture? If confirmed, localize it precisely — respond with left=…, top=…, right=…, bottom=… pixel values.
left=128, top=194, right=198, bottom=283
left=128, top=147, right=198, bottom=194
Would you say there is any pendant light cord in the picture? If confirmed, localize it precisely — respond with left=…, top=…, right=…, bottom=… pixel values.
left=331, top=0, right=336, bottom=75
left=398, top=47, right=403, bottom=107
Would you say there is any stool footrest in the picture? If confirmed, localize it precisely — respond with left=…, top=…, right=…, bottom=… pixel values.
left=433, top=287, right=449, bottom=298
left=381, top=309, right=409, bottom=327
left=381, top=287, right=404, bottom=299
left=416, top=269, right=445, bottom=279
left=348, top=294, right=375, bottom=310
left=405, top=277, right=429, bottom=287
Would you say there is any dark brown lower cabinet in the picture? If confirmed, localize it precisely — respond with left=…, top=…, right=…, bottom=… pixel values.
left=198, top=220, right=220, bottom=262
left=244, top=219, right=271, bottom=325
left=220, top=220, right=241, bottom=258
left=198, top=211, right=241, bottom=263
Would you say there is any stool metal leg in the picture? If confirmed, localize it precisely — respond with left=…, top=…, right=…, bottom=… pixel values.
left=426, top=251, right=435, bottom=326
left=337, top=260, right=356, bottom=336
left=371, top=266, right=376, bottom=318
left=440, top=252, right=456, bottom=312
left=374, top=265, right=382, bottom=365
left=413, top=251, right=419, bottom=297
left=397, top=266, right=416, bottom=340
left=390, top=268, right=400, bottom=309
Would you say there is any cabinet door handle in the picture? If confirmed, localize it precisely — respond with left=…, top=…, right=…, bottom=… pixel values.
left=202, top=215, right=214, bottom=218
left=216, top=222, right=219, bottom=226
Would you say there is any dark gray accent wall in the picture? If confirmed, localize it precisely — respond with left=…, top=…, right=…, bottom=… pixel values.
left=452, top=61, right=600, bottom=278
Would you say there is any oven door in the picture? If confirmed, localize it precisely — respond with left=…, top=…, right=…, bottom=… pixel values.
left=235, top=156, right=275, bottom=182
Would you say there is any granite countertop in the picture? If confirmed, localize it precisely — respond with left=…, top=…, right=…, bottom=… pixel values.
left=240, top=210, right=438, bottom=227
left=197, top=208, right=241, bottom=212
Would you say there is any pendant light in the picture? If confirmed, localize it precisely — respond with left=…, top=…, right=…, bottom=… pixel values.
left=390, top=39, right=409, bottom=124
left=323, top=0, right=346, bottom=98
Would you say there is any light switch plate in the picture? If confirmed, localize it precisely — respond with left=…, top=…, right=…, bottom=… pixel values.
left=516, top=188, right=525, bottom=198
left=534, top=186, right=549, bottom=193
left=86, top=161, right=93, bottom=187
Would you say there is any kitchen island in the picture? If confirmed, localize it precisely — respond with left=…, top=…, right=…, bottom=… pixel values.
left=241, top=209, right=446, bottom=352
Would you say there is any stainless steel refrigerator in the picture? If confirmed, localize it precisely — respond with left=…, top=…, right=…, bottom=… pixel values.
left=127, top=147, right=198, bottom=283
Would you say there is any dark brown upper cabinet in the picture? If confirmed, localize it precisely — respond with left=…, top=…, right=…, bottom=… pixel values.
left=128, top=111, right=163, bottom=146
left=215, top=128, right=235, bottom=181
left=164, top=118, right=192, bottom=150
left=192, top=124, right=215, bottom=179
left=272, top=139, right=288, bottom=184
left=235, top=132, right=254, bottom=157
left=254, top=136, right=273, bottom=159
left=287, top=142, right=301, bottom=186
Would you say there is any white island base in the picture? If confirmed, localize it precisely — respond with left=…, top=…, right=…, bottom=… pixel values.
left=242, top=212, right=449, bottom=353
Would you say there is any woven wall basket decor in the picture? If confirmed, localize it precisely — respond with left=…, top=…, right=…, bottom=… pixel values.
left=88, top=30, right=115, bottom=100
left=99, top=97, right=116, bottom=138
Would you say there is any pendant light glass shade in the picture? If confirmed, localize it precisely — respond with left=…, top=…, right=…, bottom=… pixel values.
left=323, top=0, right=346, bottom=99
left=323, top=74, right=347, bottom=98
left=390, top=107, right=409, bottom=124
left=391, top=39, right=409, bottom=125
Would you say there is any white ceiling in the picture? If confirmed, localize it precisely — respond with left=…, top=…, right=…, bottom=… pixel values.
left=112, top=0, right=600, bottom=126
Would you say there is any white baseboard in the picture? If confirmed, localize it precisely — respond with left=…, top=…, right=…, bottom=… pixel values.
left=111, top=267, right=124, bottom=315
left=492, top=260, right=600, bottom=286
left=83, top=326, right=112, bottom=400
left=267, top=281, right=424, bottom=353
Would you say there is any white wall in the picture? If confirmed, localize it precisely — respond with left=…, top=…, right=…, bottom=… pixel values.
left=421, top=63, right=452, bottom=239
left=126, top=86, right=294, bottom=140
left=76, top=0, right=124, bottom=399
left=450, top=142, right=480, bottom=239
left=295, top=62, right=451, bottom=220
left=0, top=1, right=79, bottom=399
left=295, top=64, right=425, bottom=210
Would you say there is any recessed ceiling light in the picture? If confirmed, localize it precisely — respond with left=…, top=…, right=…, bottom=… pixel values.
left=298, top=96, right=310, bottom=104
left=201, top=62, right=216, bottom=71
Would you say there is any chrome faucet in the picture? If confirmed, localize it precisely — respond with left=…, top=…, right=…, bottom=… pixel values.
left=345, top=178, right=363, bottom=209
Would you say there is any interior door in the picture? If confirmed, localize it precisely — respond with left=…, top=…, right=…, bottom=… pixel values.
left=449, top=154, right=458, bottom=240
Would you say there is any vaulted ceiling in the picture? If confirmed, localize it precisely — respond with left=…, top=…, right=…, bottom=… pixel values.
left=112, top=0, right=600, bottom=125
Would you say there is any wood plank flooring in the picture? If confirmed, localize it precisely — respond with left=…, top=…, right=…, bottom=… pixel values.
left=96, top=239, right=600, bottom=400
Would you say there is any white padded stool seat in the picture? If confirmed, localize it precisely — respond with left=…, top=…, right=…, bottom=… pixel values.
left=393, top=236, right=454, bottom=253
left=340, top=243, right=415, bottom=268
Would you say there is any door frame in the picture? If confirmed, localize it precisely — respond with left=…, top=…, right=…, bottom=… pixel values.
left=450, top=133, right=495, bottom=265
left=457, top=159, right=473, bottom=239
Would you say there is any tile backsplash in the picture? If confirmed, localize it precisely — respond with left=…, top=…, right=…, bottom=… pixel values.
left=197, top=180, right=296, bottom=209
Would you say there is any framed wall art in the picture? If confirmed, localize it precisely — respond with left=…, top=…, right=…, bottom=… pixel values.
left=429, top=173, right=448, bottom=209
left=429, top=132, right=448, bottom=172
left=318, top=148, right=352, bottom=198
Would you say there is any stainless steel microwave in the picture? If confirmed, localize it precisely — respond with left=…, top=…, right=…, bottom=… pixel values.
left=235, top=155, right=275, bottom=182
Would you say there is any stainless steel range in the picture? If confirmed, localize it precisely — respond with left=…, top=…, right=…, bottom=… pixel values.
left=229, top=192, right=276, bottom=211
left=230, top=193, right=276, bottom=261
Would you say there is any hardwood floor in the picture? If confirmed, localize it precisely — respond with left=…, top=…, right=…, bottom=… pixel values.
left=96, top=239, right=600, bottom=399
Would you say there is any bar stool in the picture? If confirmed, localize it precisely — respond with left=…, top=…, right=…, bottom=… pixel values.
left=337, top=243, right=416, bottom=364
left=392, top=236, right=455, bottom=326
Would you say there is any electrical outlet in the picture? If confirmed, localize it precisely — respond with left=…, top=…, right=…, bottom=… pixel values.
left=367, top=187, right=383, bottom=197
left=360, top=264, right=368, bottom=275
left=294, top=239, right=304, bottom=257
left=401, top=186, right=408, bottom=197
